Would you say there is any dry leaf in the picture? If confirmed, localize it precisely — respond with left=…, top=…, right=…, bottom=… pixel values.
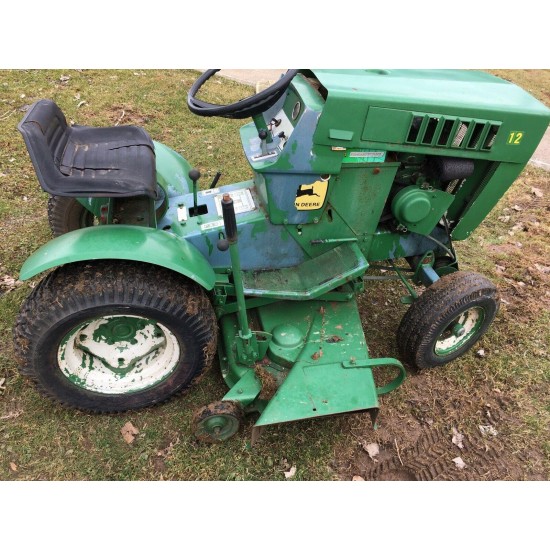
left=0, top=274, right=23, bottom=293
left=9, top=462, right=17, bottom=472
left=512, top=205, right=522, bottom=212
left=311, top=350, right=323, bottom=360
left=363, top=442, right=379, bottom=460
left=531, top=187, right=543, bottom=198
left=452, top=457, right=466, bottom=470
left=352, top=475, right=365, bottom=481
left=479, top=425, right=498, bottom=437
left=284, top=465, right=296, bottom=479
left=121, top=421, right=139, bottom=444
left=59, top=75, right=70, bottom=82
left=452, top=427, right=464, bottom=449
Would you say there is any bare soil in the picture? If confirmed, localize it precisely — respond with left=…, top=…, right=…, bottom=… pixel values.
left=331, top=167, right=550, bottom=481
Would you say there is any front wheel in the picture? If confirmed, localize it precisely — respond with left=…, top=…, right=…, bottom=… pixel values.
left=397, top=271, right=499, bottom=369
left=14, top=261, right=217, bottom=412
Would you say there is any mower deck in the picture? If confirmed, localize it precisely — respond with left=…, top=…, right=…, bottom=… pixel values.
left=219, top=297, right=405, bottom=430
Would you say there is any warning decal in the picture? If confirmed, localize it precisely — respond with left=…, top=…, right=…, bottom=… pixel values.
left=294, top=180, right=329, bottom=211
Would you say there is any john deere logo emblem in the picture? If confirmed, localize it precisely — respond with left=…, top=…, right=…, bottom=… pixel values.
left=295, top=180, right=328, bottom=211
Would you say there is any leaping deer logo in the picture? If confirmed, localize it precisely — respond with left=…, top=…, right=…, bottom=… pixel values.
left=296, top=184, right=320, bottom=198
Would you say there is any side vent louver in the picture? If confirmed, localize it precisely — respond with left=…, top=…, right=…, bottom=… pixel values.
left=406, top=113, right=501, bottom=152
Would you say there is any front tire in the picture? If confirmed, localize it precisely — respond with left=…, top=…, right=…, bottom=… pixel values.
left=397, top=271, right=499, bottom=370
left=14, top=261, right=217, bottom=412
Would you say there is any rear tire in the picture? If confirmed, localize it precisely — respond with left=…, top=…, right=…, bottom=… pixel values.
left=48, top=196, right=95, bottom=237
left=397, top=271, right=499, bottom=369
left=14, top=260, right=217, bottom=412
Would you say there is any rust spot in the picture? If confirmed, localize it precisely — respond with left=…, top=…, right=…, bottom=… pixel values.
left=326, top=335, right=344, bottom=343
left=311, top=350, right=323, bottom=360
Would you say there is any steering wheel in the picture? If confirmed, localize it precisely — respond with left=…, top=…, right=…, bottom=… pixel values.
left=187, top=69, right=299, bottom=119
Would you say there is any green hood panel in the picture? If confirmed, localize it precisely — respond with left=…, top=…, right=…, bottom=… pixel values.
left=310, top=69, right=550, bottom=163
left=19, top=225, right=216, bottom=290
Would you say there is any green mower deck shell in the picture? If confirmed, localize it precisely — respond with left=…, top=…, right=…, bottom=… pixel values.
left=18, top=225, right=216, bottom=290
left=217, top=299, right=405, bottom=428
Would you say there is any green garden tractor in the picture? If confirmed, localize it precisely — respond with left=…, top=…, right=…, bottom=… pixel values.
left=14, top=70, right=550, bottom=442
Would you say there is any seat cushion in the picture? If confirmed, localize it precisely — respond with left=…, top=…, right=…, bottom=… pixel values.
left=19, top=100, right=158, bottom=198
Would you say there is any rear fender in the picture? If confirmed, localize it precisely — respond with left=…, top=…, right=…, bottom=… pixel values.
left=19, top=225, right=216, bottom=290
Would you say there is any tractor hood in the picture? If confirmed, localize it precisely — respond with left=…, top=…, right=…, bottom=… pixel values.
left=309, top=69, right=550, bottom=163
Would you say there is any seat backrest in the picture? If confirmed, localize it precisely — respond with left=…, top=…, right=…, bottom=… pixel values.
left=18, top=99, right=71, bottom=189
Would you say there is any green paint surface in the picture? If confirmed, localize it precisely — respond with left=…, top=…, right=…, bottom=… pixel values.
left=19, top=225, right=216, bottom=289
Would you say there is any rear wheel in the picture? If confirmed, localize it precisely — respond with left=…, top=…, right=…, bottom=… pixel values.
left=397, top=271, right=499, bottom=369
left=48, top=196, right=95, bottom=237
left=14, top=260, right=217, bottom=412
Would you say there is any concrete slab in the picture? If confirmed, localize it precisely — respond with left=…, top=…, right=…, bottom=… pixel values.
left=530, top=126, right=550, bottom=171
left=215, top=69, right=285, bottom=86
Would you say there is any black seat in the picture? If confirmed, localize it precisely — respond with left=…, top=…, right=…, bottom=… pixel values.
left=18, top=99, right=158, bottom=198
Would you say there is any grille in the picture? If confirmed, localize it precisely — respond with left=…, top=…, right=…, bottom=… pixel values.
left=406, top=114, right=501, bottom=152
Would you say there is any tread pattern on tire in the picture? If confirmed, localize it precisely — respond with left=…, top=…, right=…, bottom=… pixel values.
left=397, top=271, right=499, bottom=370
left=47, top=195, right=95, bottom=237
left=13, top=260, right=217, bottom=412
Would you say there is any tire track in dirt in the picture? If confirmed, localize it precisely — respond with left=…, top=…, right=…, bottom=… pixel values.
left=355, top=428, right=532, bottom=481
left=335, top=381, right=535, bottom=480
left=362, top=426, right=511, bottom=480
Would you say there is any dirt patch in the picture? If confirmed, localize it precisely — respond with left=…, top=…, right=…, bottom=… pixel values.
left=106, top=105, right=150, bottom=126
left=334, top=375, right=542, bottom=480
left=486, top=173, right=550, bottom=319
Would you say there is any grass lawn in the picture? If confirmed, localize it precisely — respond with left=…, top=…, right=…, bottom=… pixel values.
left=0, top=69, right=548, bottom=481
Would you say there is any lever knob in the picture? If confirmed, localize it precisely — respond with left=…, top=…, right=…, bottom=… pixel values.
left=189, top=168, right=201, bottom=182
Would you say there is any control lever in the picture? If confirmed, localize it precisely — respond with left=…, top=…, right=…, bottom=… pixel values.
left=258, top=129, right=268, bottom=157
left=210, top=171, right=222, bottom=189
left=189, top=168, right=200, bottom=215
left=218, top=194, right=252, bottom=341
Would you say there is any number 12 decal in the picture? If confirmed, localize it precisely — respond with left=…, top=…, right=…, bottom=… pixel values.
left=508, top=131, right=524, bottom=145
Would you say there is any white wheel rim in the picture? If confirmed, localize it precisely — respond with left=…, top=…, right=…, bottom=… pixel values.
left=434, top=307, right=484, bottom=355
left=58, top=315, right=180, bottom=394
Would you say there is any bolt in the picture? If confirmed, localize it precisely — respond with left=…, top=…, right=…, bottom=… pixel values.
left=452, top=324, right=466, bottom=337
